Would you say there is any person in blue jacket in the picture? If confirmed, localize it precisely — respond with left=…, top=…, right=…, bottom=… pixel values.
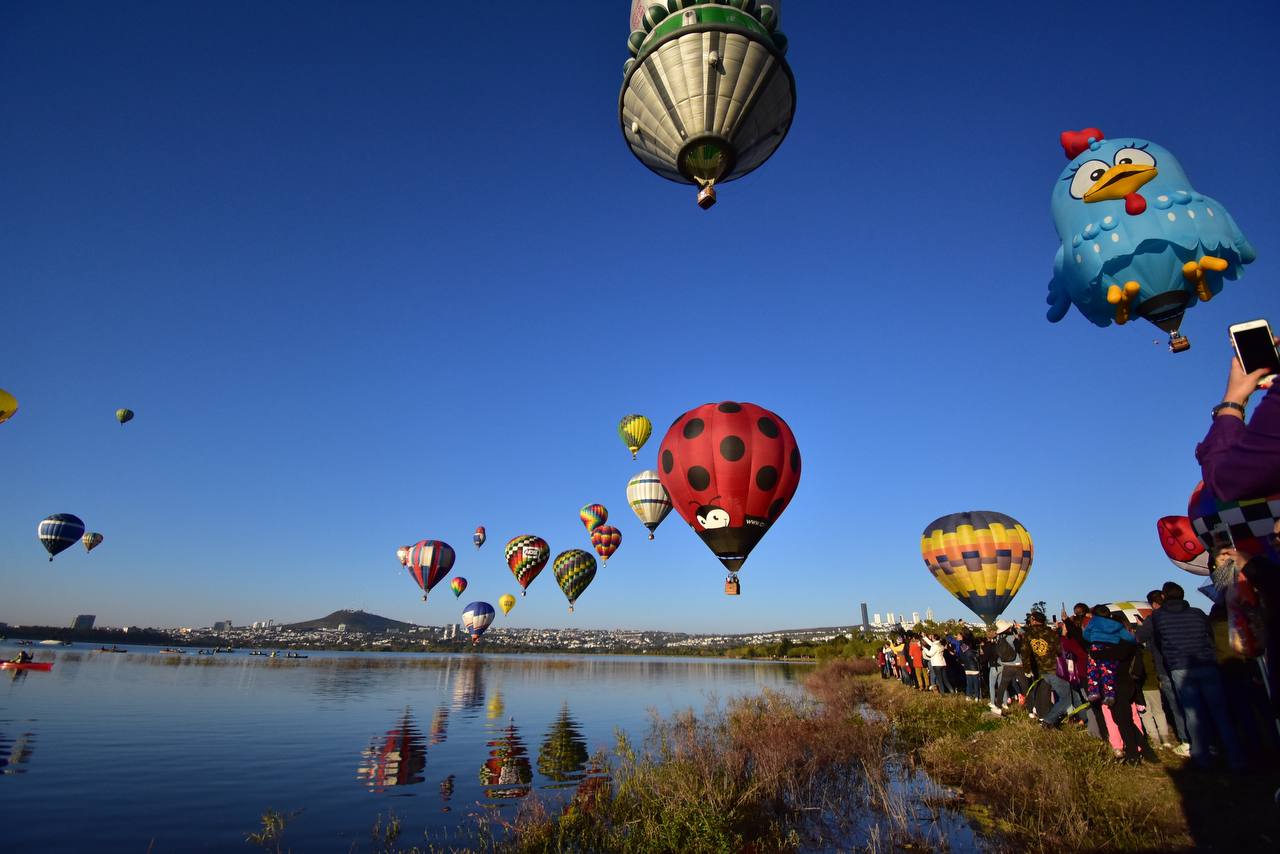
left=1083, top=605, right=1135, bottom=705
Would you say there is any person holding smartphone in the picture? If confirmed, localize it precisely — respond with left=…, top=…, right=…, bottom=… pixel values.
left=1196, top=327, right=1280, bottom=501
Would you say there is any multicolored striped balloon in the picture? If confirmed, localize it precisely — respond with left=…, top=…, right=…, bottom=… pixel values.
left=505, top=535, right=550, bottom=595
left=82, top=532, right=104, bottom=553
left=920, top=511, right=1033, bottom=624
left=462, top=601, right=495, bottom=642
left=38, top=514, right=85, bottom=561
left=626, top=470, right=672, bottom=539
left=579, top=504, right=608, bottom=534
left=450, top=576, right=468, bottom=598
left=590, top=525, right=622, bottom=566
left=617, top=414, right=652, bottom=460
left=473, top=526, right=486, bottom=549
left=406, top=540, right=456, bottom=603
left=553, top=549, right=597, bottom=613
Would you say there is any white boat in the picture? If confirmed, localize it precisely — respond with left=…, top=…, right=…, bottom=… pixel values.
left=38, top=639, right=62, bottom=645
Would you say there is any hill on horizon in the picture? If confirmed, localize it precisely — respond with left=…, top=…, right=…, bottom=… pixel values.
left=284, top=609, right=419, bottom=632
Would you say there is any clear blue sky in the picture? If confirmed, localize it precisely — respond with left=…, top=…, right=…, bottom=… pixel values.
left=3, top=1, right=1278, bottom=632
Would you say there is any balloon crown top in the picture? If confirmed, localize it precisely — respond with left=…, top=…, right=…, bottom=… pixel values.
left=1060, top=128, right=1104, bottom=160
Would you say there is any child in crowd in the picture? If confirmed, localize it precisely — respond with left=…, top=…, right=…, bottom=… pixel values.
left=1082, top=605, right=1136, bottom=705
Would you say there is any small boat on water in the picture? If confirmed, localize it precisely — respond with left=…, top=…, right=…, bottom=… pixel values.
left=158, top=648, right=186, bottom=654
left=285, top=653, right=308, bottom=659
left=1, top=661, right=54, bottom=672
left=38, top=639, right=63, bottom=645
left=15, top=640, right=34, bottom=646
left=197, top=649, right=215, bottom=655
left=96, top=646, right=126, bottom=653
left=248, top=651, right=268, bottom=656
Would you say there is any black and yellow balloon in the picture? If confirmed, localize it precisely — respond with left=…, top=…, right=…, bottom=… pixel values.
left=116, top=408, right=134, bottom=425
left=617, top=414, right=651, bottom=460
left=0, top=388, right=17, bottom=425
left=920, top=511, right=1033, bottom=624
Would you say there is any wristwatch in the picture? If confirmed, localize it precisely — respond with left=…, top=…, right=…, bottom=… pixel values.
left=1212, top=401, right=1246, bottom=417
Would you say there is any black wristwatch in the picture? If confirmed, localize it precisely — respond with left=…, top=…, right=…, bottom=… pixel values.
left=1212, top=401, right=1246, bottom=417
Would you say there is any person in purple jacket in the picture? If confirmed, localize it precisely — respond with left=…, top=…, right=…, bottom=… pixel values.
left=1196, top=335, right=1280, bottom=501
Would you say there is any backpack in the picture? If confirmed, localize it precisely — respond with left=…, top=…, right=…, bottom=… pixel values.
left=996, top=634, right=1019, bottom=663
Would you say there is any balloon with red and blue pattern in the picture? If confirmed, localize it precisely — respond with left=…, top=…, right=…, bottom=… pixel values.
left=590, top=525, right=622, bottom=567
left=461, top=601, right=495, bottom=642
left=406, top=539, right=456, bottom=603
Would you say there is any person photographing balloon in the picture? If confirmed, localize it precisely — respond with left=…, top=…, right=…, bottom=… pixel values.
left=1196, top=328, right=1280, bottom=501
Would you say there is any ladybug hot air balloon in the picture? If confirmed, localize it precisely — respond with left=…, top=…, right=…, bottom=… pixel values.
left=1157, top=515, right=1210, bottom=576
left=406, top=540, right=456, bottom=603
left=658, top=401, right=801, bottom=595
left=82, top=532, right=104, bottom=553
left=590, top=525, right=622, bottom=567
left=622, top=1, right=795, bottom=209
left=451, top=577, right=468, bottom=598
left=920, top=511, right=1033, bottom=625
left=473, top=526, right=486, bottom=549
left=505, top=535, right=550, bottom=596
left=38, top=514, right=86, bottom=561
left=627, top=469, right=673, bottom=539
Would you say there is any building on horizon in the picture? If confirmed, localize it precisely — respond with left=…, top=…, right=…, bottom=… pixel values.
left=213, top=620, right=229, bottom=632
left=872, top=613, right=882, bottom=627
left=886, top=612, right=895, bottom=624
left=926, top=607, right=934, bottom=622
left=859, top=602, right=869, bottom=630
left=71, top=614, right=95, bottom=631
left=911, top=611, right=921, bottom=625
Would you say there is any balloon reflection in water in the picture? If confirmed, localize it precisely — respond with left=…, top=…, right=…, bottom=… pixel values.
left=537, top=705, right=590, bottom=787
left=451, top=660, right=485, bottom=711
left=357, top=708, right=426, bottom=792
left=487, top=690, right=505, bottom=720
left=428, top=705, right=449, bottom=746
left=480, top=722, right=532, bottom=800
left=0, top=729, right=35, bottom=775
left=439, top=774, right=455, bottom=813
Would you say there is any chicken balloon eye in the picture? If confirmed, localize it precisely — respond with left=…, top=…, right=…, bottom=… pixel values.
left=1113, top=147, right=1155, bottom=168
left=1069, top=159, right=1109, bottom=199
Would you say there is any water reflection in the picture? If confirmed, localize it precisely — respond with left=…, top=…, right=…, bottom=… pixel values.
left=479, top=721, right=532, bottom=800
left=357, top=708, right=426, bottom=793
left=0, top=727, right=35, bottom=775
left=428, top=705, right=449, bottom=746
left=537, top=705, right=590, bottom=788
left=486, top=690, right=504, bottom=720
left=439, top=774, right=455, bottom=813
left=451, top=659, right=485, bottom=712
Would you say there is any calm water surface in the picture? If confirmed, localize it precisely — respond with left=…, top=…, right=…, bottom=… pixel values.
left=0, top=642, right=807, bottom=852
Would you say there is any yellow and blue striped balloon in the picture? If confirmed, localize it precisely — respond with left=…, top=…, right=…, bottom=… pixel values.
left=618, top=414, right=652, bottom=460
left=920, top=511, right=1033, bottom=624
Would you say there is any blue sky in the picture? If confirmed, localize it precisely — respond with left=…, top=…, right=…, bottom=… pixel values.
left=2, top=1, right=1278, bottom=632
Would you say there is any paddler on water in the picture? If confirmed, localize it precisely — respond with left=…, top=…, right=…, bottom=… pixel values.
left=8, top=649, right=33, bottom=664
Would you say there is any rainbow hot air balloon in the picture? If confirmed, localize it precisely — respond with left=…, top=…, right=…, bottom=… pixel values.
left=626, top=469, right=672, bottom=539
left=38, top=514, right=86, bottom=562
left=505, top=535, right=550, bottom=596
left=451, top=577, right=468, bottom=598
left=0, top=388, right=18, bottom=425
left=590, top=525, right=622, bottom=567
left=498, top=593, right=516, bottom=616
left=396, top=545, right=411, bottom=567
left=553, top=549, right=597, bottom=613
left=462, top=601, right=496, bottom=642
left=82, top=532, right=104, bottom=553
left=406, top=540, right=456, bottom=603
left=1157, top=515, right=1210, bottom=576
left=658, top=401, right=801, bottom=595
left=116, top=408, right=134, bottom=425
left=920, top=511, right=1033, bottom=625
left=473, top=526, right=486, bottom=549
left=579, top=504, right=607, bottom=534
left=617, top=414, right=652, bottom=460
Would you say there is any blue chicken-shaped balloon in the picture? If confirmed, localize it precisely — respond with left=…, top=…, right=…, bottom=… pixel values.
left=1046, top=128, right=1255, bottom=351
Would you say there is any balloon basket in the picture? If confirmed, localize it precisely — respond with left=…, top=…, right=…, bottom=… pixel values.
left=697, top=185, right=717, bottom=209
left=724, top=576, right=741, bottom=596
left=1169, top=333, right=1190, bottom=353
left=648, top=533, right=655, bottom=541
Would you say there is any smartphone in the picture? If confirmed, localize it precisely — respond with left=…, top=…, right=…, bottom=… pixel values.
left=1229, top=319, right=1280, bottom=385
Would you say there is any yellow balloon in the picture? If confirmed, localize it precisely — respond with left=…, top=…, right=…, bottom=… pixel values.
left=0, top=388, right=18, bottom=425
left=498, top=594, right=516, bottom=616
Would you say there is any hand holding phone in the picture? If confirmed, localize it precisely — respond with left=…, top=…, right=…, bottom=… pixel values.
left=1229, top=319, right=1280, bottom=389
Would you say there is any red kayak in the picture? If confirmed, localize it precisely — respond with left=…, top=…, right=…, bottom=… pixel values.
left=1, top=661, right=53, bottom=671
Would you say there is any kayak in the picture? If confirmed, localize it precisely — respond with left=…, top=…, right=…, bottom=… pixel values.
left=1, top=662, right=53, bottom=671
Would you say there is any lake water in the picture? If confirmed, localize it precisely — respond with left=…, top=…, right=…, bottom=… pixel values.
left=0, top=642, right=808, bottom=851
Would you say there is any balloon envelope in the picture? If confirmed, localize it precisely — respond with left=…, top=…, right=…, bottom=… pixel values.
left=626, top=470, right=673, bottom=538
left=505, top=535, right=550, bottom=594
left=920, top=511, right=1033, bottom=624
left=1157, top=515, right=1210, bottom=576
left=658, top=402, right=801, bottom=584
left=38, top=514, right=86, bottom=561
left=498, top=594, right=516, bottom=616
left=406, top=540, right=456, bottom=601
left=82, top=532, right=103, bottom=553
left=473, top=526, right=486, bottom=549
left=462, top=601, right=495, bottom=641
left=1187, top=481, right=1280, bottom=562
left=0, top=388, right=17, bottom=425
left=553, top=549, right=597, bottom=612
left=396, top=546, right=411, bottom=566
left=451, top=577, right=468, bottom=598
left=590, top=526, right=621, bottom=565
left=618, top=414, right=652, bottom=460
left=116, top=408, right=134, bottom=425
left=579, top=504, right=607, bottom=534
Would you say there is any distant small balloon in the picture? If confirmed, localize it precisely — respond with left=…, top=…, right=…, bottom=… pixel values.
left=473, top=526, right=486, bottom=549
left=396, top=546, right=411, bottom=566
left=82, top=532, right=104, bottom=553
left=451, top=577, right=468, bottom=598
left=0, top=388, right=18, bottom=425
left=116, top=409, right=134, bottom=425
left=579, top=504, right=608, bottom=534
left=498, top=594, right=516, bottom=616
left=590, top=525, right=622, bottom=567
left=617, top=414, right=652, bottom=460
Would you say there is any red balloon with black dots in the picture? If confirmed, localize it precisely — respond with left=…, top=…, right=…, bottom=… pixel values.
left=657, top=401, right=801, bottom=594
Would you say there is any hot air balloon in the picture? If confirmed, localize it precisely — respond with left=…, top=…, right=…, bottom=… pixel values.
left=116, top=408, right=134, bottom=425
left=590, top=525, right=622, bottom=567
left=0, top=388, right=17, bottom=425
left=1103, top=601, right=1154, bottom=625
left=498, top=593, right=516, bottom=616
left=451, top=577, right=468, bottom=598
left=406, top=540, right=456, bottom=603
left=38, top=514, right=86, bottom=561
left=579, top=504, right=607, bottom=534
left=396, top=545, right=411, bottom=567
left=1187, top=481, right=1280, bottom=562
left=1157, top=515, right=1211, bottom=576
left=82, top=532, right=103, bottom=553
left=920, top=511, right=1033, bottom=625
left=473, top=526, right=486, bottom=549
left=658, top=401, right=801, bottom=595
left=617, top=414, right=652, bottom=460
left=553, top=549, right=597, bottom=613
left=622, top=1, right=795, bottom=209
left=462, top=601, right=496, bottom=642
left=505, top=535, right=550, bottom=596
left=626, top=469, right=673, bottom=539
